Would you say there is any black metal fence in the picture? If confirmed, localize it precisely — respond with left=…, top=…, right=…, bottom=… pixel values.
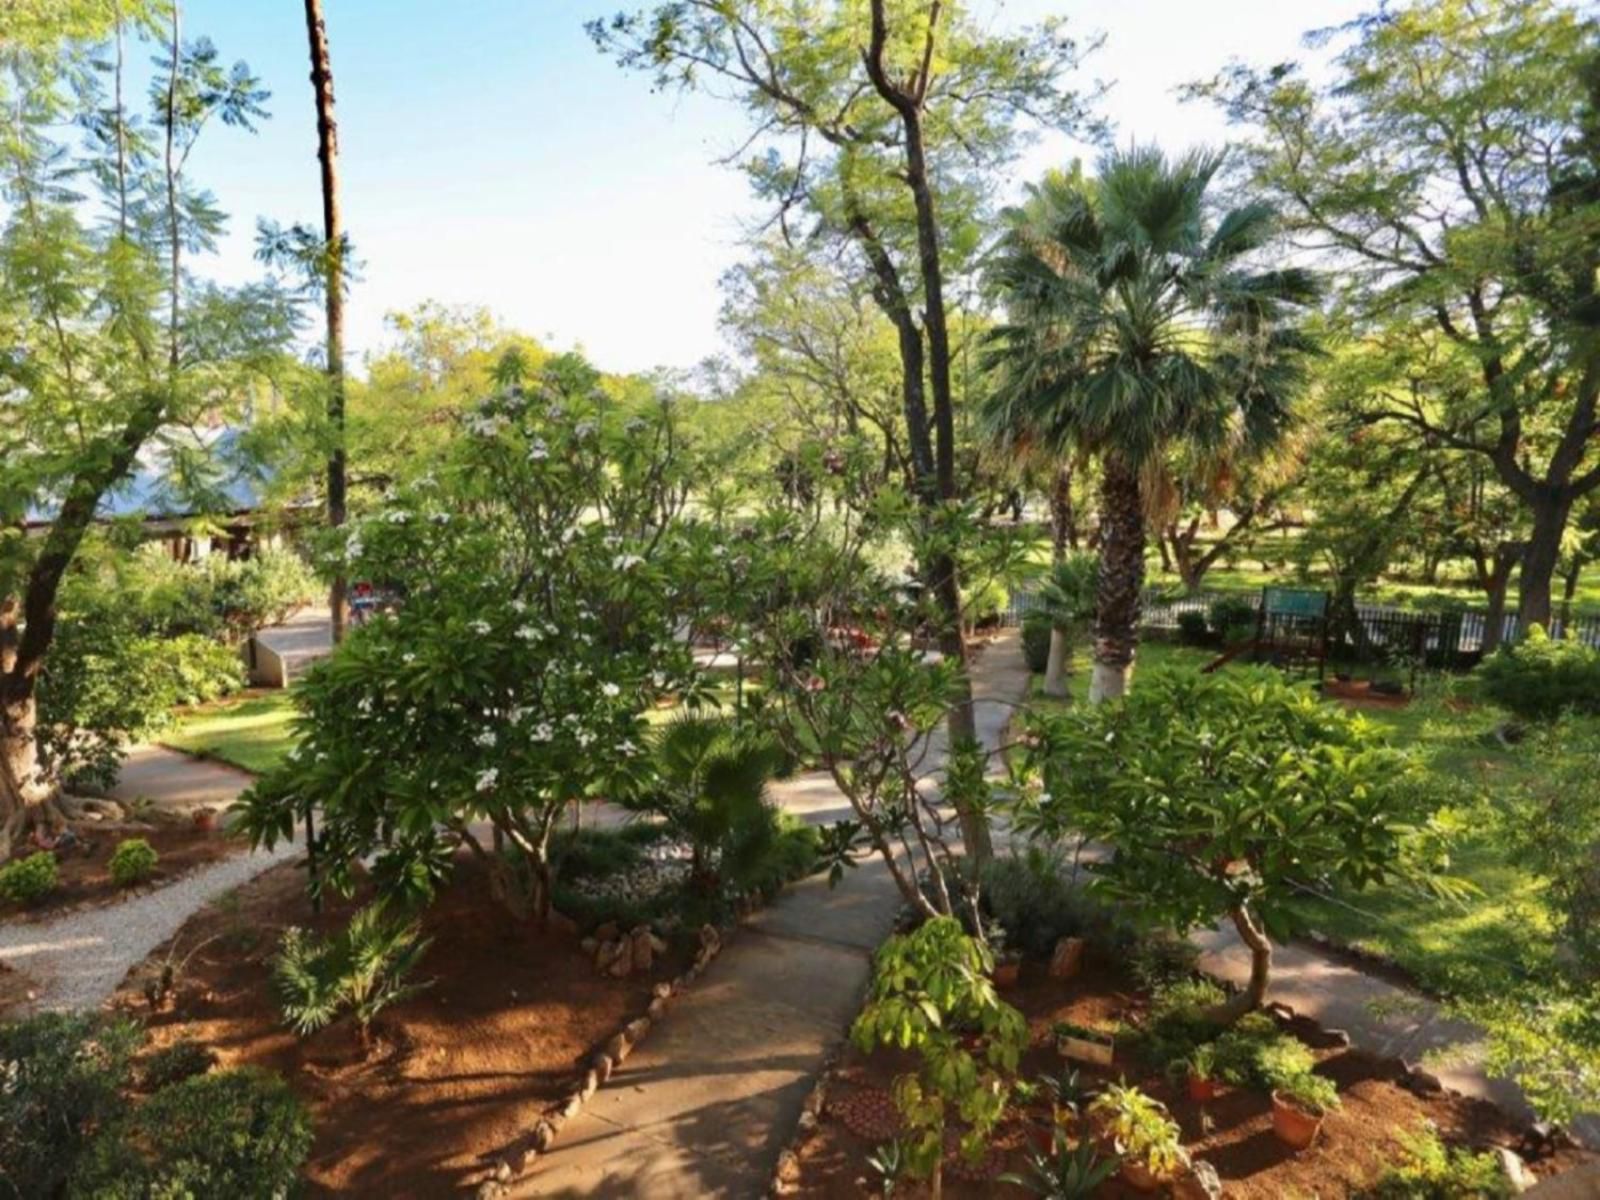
left=1003, top=586, right=1600, bottom=655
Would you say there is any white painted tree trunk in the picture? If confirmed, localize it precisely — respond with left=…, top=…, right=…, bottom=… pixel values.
left=1088, top=657, right=1132, bottom=704
left=1042, top=627, right=1072, bottom=699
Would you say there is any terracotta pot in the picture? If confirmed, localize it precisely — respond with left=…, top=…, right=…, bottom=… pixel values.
left=1187, top=1074, right=1219, bottom=1103
left=1028, top=1121, right=1057, bottom=1156
left=992, top=959, right=1021, bottom=989
left=192, top=809, right=218, bottom=832
left=1048, top=935, right=1086, bottom=979
left=1271, top=1091, right=1325, bottom=1150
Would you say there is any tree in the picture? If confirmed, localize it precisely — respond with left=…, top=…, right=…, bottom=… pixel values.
left=1013, top=668, right=1459, bottom=1022
left=592, top=0, right=1099, bottom=862
left=304, top=0, right=349, bottom=643
left=983, top=149, right=1321, bottom=701
left=234, top=354, right=711, bottom=923
left=1035, top=552, right=1096, bottom=699
left=1193, top=0, right=1600, bottom=633
left=0, top=5, right=292, bottom=856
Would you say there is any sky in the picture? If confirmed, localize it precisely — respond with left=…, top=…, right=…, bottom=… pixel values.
left=178, top=0, right=1371, bottom=378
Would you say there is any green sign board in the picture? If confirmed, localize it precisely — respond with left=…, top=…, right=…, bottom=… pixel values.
left=1262, top=587, right=1328, bottom=618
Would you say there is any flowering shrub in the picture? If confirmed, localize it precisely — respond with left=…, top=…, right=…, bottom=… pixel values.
left=234, top=354, right=713, bottom=921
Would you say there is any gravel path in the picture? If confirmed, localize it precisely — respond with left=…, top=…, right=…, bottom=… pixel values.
left=0, top=839, right=300, bottom=1013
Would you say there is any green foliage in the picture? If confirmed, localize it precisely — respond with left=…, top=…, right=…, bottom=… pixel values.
left=1136, top=978, right=1229, bottom=1068
left=68, top=1067, right=313, bottom=1200
left=980, top=848, right=1090, bottom=960
left=0, top=1012, right=142, bottom=1200
left=964, top=577, right=1009, bottom=627
left=1085, top=1083, right=1183, bottom=1176
left=1479, top=626, right=1600, bottom=720
left=1457, top=985, right=1600, bottom=1127
left=1275, top=1069, right=1340, bottom=1116
left=273, top=903, right=431, bottom=1044
left=852, top=917, right=1029, bottom=1183
left=1177, top=610, right=1212, bottom=646
left=1000, top=1129, right=1118, bottom=1198
left=1211, top=1013, right=1315, bottom=1093
left=0, top=850, right=59, bottom=905
left=1022, top=610, right=1053, bottom=672
left=1208, top=596, right=1258, bottom=641
left=1128, top=932, right=1201, bottom=992
left=107, top=838, right=159, bottom=888
left=108, top=544, right=319, bottom=644
left=1361, top=1127, right=1514, bottom=1200
left=1012, top=668, right=1460, bottom=1001
left=151, top=634, right=247, bottom=707
left=138, top=1039, right=217, bottom=1091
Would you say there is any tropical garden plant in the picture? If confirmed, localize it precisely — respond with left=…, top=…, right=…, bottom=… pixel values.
left=983, top=147, right=1321, bottom=701
left=1035, top=553, right=1097, bottom=698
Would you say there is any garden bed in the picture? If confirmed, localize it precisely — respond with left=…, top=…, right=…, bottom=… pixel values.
left=1, top=820, right=236, bottom=922
left=108, top=853, right=689, bottom=1198
left=789, top=954, right=1593, bottom=1197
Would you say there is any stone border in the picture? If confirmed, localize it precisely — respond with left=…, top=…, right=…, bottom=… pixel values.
left=473, top=921, right=727, bottom=1198
left=770, top=1053, right=836, bottom=1196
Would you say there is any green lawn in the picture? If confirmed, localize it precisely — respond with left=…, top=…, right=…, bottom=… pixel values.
left=1025, top=640, right=1570, bottom=999
left=162, top=689, right=302, bottom=775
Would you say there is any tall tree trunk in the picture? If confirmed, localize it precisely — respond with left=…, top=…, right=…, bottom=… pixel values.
left=1156, top=530, right=1173, bottom=574
left=1471, top=542, right=1519, bottom=654
left=1049, top=462, right=1076, bottom=555
left=1090, top=459, right=1145, bottom=704
left=0, top=698, right=59, bottom=860
left=1519, top=494, right=1573, bottom=636
left=1559, top=558, right=1584, bottom=634
left=1042, top=629, right=1072, bottom=699
left=304, top=0, right=349, bottom=644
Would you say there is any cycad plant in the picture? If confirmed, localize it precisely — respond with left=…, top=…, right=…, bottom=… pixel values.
left=1036, top=553, right=1097, bottom=699
left=984, top=147, right=1321, bottom=701
left=639, top=713, right=783, bottom=893
left=273, top=902, right=431, bottom=1052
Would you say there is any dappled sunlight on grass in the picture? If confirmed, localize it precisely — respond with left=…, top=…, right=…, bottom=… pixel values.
left=163, top=690, right=301, bottom=775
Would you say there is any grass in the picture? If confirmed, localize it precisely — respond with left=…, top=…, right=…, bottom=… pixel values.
left=162, top=689, right=302, bottom=775
left=1023, top=640, right=1574, bottom=1000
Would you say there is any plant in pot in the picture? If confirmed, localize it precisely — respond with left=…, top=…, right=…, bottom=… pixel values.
left=1087, top=1083, right=1185, bottom=1192
left=1271, top=1071, right=1340, bottom=1151
left=989, top=923, right=1022, bottom=989
left=1053, top=1020, right=1114, bottom=1067
left=1000, top=1127, right=1118, bottom=1199
left=1169, top=1043, right=1220, bottom=1103
left=1025, top=1067, right=1088, bottom=1154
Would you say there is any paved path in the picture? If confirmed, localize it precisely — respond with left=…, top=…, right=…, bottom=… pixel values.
left=110, top=743, right=257, bottom=817
left=521, top=633, right=1029, bottom=1198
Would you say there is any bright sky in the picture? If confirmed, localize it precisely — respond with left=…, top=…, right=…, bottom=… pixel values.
left=182, top=0, right=1369, bottom=377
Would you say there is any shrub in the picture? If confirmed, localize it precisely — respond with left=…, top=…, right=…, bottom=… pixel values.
left=1129, top=931, right=1201, bottom=991
left=139, top=1039, right=217, bottom=1091
left=273, top=902, right=431, bottom=1049
left=1176, top=609, right=1212, bottom=646
left=0, top=850, right=59, bottom=905
left=964, top=577, right=1009, bottom=627
left=1207, top=596, right=1257, bottom=641
left=68, top=1067, right=313, bottom=1200
left=1022, top=611, right=1053, bottom=673
left=151, top=633, right=246, bottom=706
left=0, top=1012, right=142, bottom=1199
left=981, top=847, right=1090, bottom=960
left=1276, top=1069, right=1340, bottom=1115
left=1361, top=1127, right=1513, bottom=1199
left=1212, top=1013, right=1314, bottom=1090
left=1479, top=625, right=1600, bottom=720
left=1086, top=1083, right=1184, bottom=1177
left=108, top=838, right=160, bottom=888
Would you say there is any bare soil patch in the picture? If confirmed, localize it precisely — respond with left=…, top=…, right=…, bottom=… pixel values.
left=793, top=954, right=1593, bottom=1198
left=109, top=854, right=686, bottom=1198
left=2, top=820, right=236, bottom=922
left=1322, top=677, right=1413, bottom=709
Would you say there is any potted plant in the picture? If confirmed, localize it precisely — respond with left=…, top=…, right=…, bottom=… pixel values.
left=193, top=807, right=219, bottom=832
left=1053, top=1021, right=1113, bottom=1067
left=988, top=923, right=1022, bottom=988
left=1169, top=1044, right=1219, bottom=1103
left=1025, top=1068, right=1086, bottom=1154
left=1087, top=1083, right=1184, bottom=1193
left=1271, top=1072, right=1340, bottom=1150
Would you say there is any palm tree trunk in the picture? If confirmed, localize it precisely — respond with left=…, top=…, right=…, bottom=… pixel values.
left=1090, top=458, right=1145, bottom=703
left=304, top=0, right=349, bottom=644
left=1043, top=629, right=1072, bottom=699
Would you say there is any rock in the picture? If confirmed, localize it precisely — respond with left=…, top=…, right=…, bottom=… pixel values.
left=630, top=926, right=654, bottom=972
left=649, top=933, right=668, bottom=955
left=579, top=1069, right=600, bottom=1101
left=604, top=1032, right=631, bottom=1064
left=476, top=1182, right=506, bottom=1199
left=647, top=996, right=667, bottom=1020
left=1402, top=1063, right=1444, bottom=1096
left=797, top=1110, right=817, bottom=1134
left=802, top=1083, right=826, bottom=1117
left=595, top=921, right=620, bottom=943
left=531, top=1121, right=557, bottom=1152
left=775, top=1148, right=800, bottom=1183
left=559, top=1092, right=584, bottom=1120
left=494, top=1158, right=513, bottom=1182
left=698, top=923, right=720, bottom=952
left=625, top=1017, right=650, bottom=1042
left=1172, top=1158, right=1223, bottom=1200
left=595, top=938, right=625, bottom=970
left=503, top=1148, right=529, bottom=1175
left=1495, top=1147, right=1538, bottom=1193
left=1324, top=1027, right=1352, bottom=1048
left=1048, top=936, right=1085, bottom=979
left=591, top=1052, right=613, bottom=1083
left=652, top=982, right=672, bottom=1000
left=606, top=951, right=633, bottom=979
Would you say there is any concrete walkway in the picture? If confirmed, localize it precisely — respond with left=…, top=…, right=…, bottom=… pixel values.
left=110, top=743, right=257, bottom=818
left=521, top=632, right=1030, bottom=1198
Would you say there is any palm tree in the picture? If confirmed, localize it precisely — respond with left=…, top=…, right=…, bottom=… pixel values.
left=984, top=148, right=1321, bottom=701
left=1037, top=553, right=1097, bottom=699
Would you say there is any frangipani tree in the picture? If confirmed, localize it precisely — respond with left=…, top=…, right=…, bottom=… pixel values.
left=235, top=355, right=713, bottom=923
left=983, top=149, right=1321, bottom=701
left=1012, top=669, right=1461, bottom=1023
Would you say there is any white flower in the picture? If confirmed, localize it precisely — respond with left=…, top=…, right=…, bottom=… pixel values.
left=402, top=652, right=416, bottom=664
left=383, top=509, right=409, bottom=524
left=532, top=721, right=554, bottom=741
left=600, top=682, right=621, bottom=698
left=1105, top=731, right=1116, bottom=743
left=613, top=553, right=643, bottom=571
left=577, top=730, right=595, bottom=748
left=510, top=599, right=527, bottom=613
left=1039, top=791, right=1052, bottom=804
left=475, top=768, right=499, bottom=794
left=516, top=624, right=539, bottom=642
left=469, top=619, right=492, bottom=635
left=345, top=531, right=363, bottom=559
left=625, top=416, right=648, bottom=435
left=475, top=729, right=497, bottom=748
left=429, top=512, right=450, bottom=526
left=357, top=696, right=374, bottom=714
left=527, top=437, right=549, bottom=461
left=618, top=739, right=639, bottom=756
left=574, top=419, right=597, bottom=438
